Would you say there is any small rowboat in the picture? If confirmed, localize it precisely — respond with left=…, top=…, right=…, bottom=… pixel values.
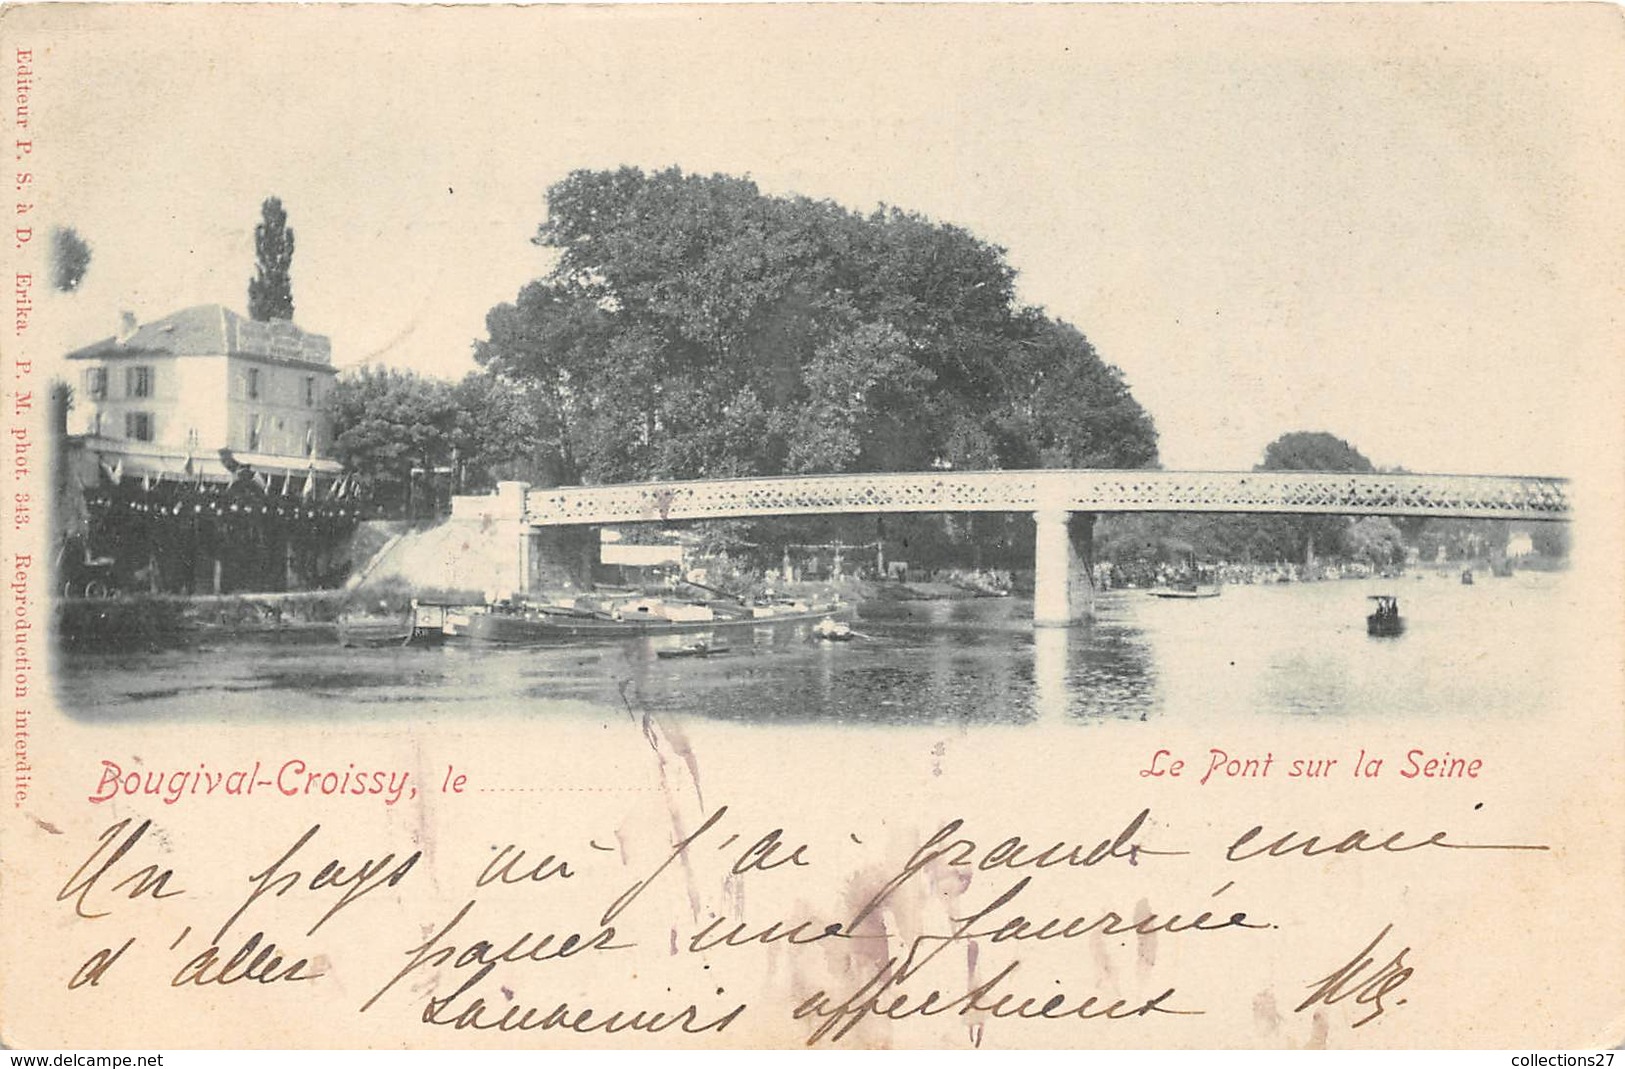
left=656, top=641, right=730, bottom=660
left=813, top=618, right=857, bottom=641
left=1367, top=595, right=1405, bottom=637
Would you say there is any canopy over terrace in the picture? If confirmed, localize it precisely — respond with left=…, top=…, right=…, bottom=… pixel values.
left=55, top=436, right=356, bottom=595
left=62, top=435, right=344, bottom=492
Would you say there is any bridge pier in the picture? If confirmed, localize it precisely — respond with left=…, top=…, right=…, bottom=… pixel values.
left=1033, top=510, right=1095, bottom=626
left=518, top=527, right=534, bottom=596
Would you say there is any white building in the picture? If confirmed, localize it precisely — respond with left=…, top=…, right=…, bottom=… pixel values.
left=64, top=304, right=342, bottom=485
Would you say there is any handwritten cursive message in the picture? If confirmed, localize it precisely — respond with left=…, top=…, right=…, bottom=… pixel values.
left=44, top=802, right=1550, bottom=1046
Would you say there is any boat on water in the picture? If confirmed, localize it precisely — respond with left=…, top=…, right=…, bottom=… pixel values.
left=448, top=596, right=841, bottom=644
left=1149, top=585, right=1222, bottom=600
left=656, top=641, right=730, bottom=659
left=813, top=618, right=857, bottom=641
left=339, top=624, right=429, bottom=649
left=1367, top=594, right=1405, bottom=637
left=339, top=600, right=455, bottom=648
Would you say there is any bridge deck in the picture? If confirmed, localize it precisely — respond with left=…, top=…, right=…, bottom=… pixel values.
left=522, top=469, right=1570, bottom=526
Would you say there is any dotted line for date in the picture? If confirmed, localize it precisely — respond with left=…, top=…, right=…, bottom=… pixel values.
left=476, top=786, right=655, bottom=793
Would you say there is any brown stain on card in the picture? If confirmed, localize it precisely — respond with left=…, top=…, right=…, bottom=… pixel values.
left=1307, top=1009, right=1330, bottom=1050
left=1134, top=896, right=1158, bottom=967
left=617, top=675, right=710, bottom=925
left=1253, top=989, right=1283, bottom=1034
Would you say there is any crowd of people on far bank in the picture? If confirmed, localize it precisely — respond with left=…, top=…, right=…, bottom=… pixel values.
left=1095, top=558, right=1397, bottom=590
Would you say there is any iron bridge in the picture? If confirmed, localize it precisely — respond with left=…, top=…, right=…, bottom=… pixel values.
left=524, top=469, right=1571, bottom=527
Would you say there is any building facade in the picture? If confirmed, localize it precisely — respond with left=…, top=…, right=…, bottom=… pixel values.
left=66, top=305, right=341, bottom=480
left=58, top=306, right=357, bottom=596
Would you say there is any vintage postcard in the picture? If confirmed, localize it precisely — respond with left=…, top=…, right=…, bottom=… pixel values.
left=2, top=3, right=1623, bottom=1051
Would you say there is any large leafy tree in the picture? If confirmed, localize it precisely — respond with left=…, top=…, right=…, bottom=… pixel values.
left=994, top=314, right=1159, bottom=470
left=248, top=196, right=295, bottom=321
left=475, top=166, right=1158, bottom=487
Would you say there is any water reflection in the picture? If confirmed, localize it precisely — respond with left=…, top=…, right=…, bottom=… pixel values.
left=1031, top=627, right=1069, bottom=723
left=55, top=573, right=1572, bottom=728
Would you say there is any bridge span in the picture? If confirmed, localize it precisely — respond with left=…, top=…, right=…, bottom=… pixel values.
left=523, top=469, right=1570, bottom=526
left=458, top=470, right=1569, bottom=626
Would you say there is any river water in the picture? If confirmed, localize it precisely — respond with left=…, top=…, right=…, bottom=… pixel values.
left=55, top=570, right=1575, bottom=728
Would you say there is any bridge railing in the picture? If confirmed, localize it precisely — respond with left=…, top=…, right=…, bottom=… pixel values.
left=521, top=469, right=1571, bottom=526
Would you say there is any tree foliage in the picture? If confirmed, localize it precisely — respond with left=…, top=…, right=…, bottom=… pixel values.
left=1099, top=431, right=1388, bottom=567
left=328, top=368, right=460, bottom=511
left=474, top=166, right=1158, bottom=486
left=451, top=373, right=565, bottom=489
left=1097, top=512, right=1302, bottom=568
left=1344, top=517, right=1406, bottom=567
left=50, top=226, right=92, bottom=293
left=328, top=368, right=564, bottom=514
left=1254, top=431, right=1375, bottom=563
left=248, top=197, right=296, bottom=322
left=1258, top=431, right=1374, bottom=474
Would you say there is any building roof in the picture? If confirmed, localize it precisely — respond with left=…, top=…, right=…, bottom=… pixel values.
left=66, top=304, right=332, bottom=368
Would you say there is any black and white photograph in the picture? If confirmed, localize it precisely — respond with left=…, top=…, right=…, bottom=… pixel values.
left=38, top=7, right=1581, bottom=729
left=3, top=3, right=1623, bottom=1053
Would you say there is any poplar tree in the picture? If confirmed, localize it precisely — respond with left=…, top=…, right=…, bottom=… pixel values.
left=248, top=196, right=295, bottom=321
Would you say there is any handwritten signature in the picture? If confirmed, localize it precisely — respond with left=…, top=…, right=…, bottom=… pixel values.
left=1295, top=924, right=1415, bottom=1027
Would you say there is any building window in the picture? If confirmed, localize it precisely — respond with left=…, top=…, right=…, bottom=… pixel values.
left=304, top=376, right=316, bottom=406
left=126, top=365, right=153, bottom=398
left=125, top=412, right=153, bottom=441
left=247, top=367, right=261, bottom=400
left=90, top=412, right=103, bottom=437
left=85, top=367, right=107, bottom=400
left=303, top=422, right=316, bottom=458
left=186, top=428, right=200, bottom=450
left=249, top=414, right=263, bottom=451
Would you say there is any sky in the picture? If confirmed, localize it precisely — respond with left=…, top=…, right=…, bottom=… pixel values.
left=22, top=4, right=1623, bottom=476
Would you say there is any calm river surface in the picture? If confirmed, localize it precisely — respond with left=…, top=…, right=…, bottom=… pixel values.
left=56, top=572, right=1575, bottom=727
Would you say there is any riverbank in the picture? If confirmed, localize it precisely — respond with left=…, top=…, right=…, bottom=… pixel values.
left=56, top=590, right=361, bottom=651
left=52, top=569, right=1022, bottom=650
